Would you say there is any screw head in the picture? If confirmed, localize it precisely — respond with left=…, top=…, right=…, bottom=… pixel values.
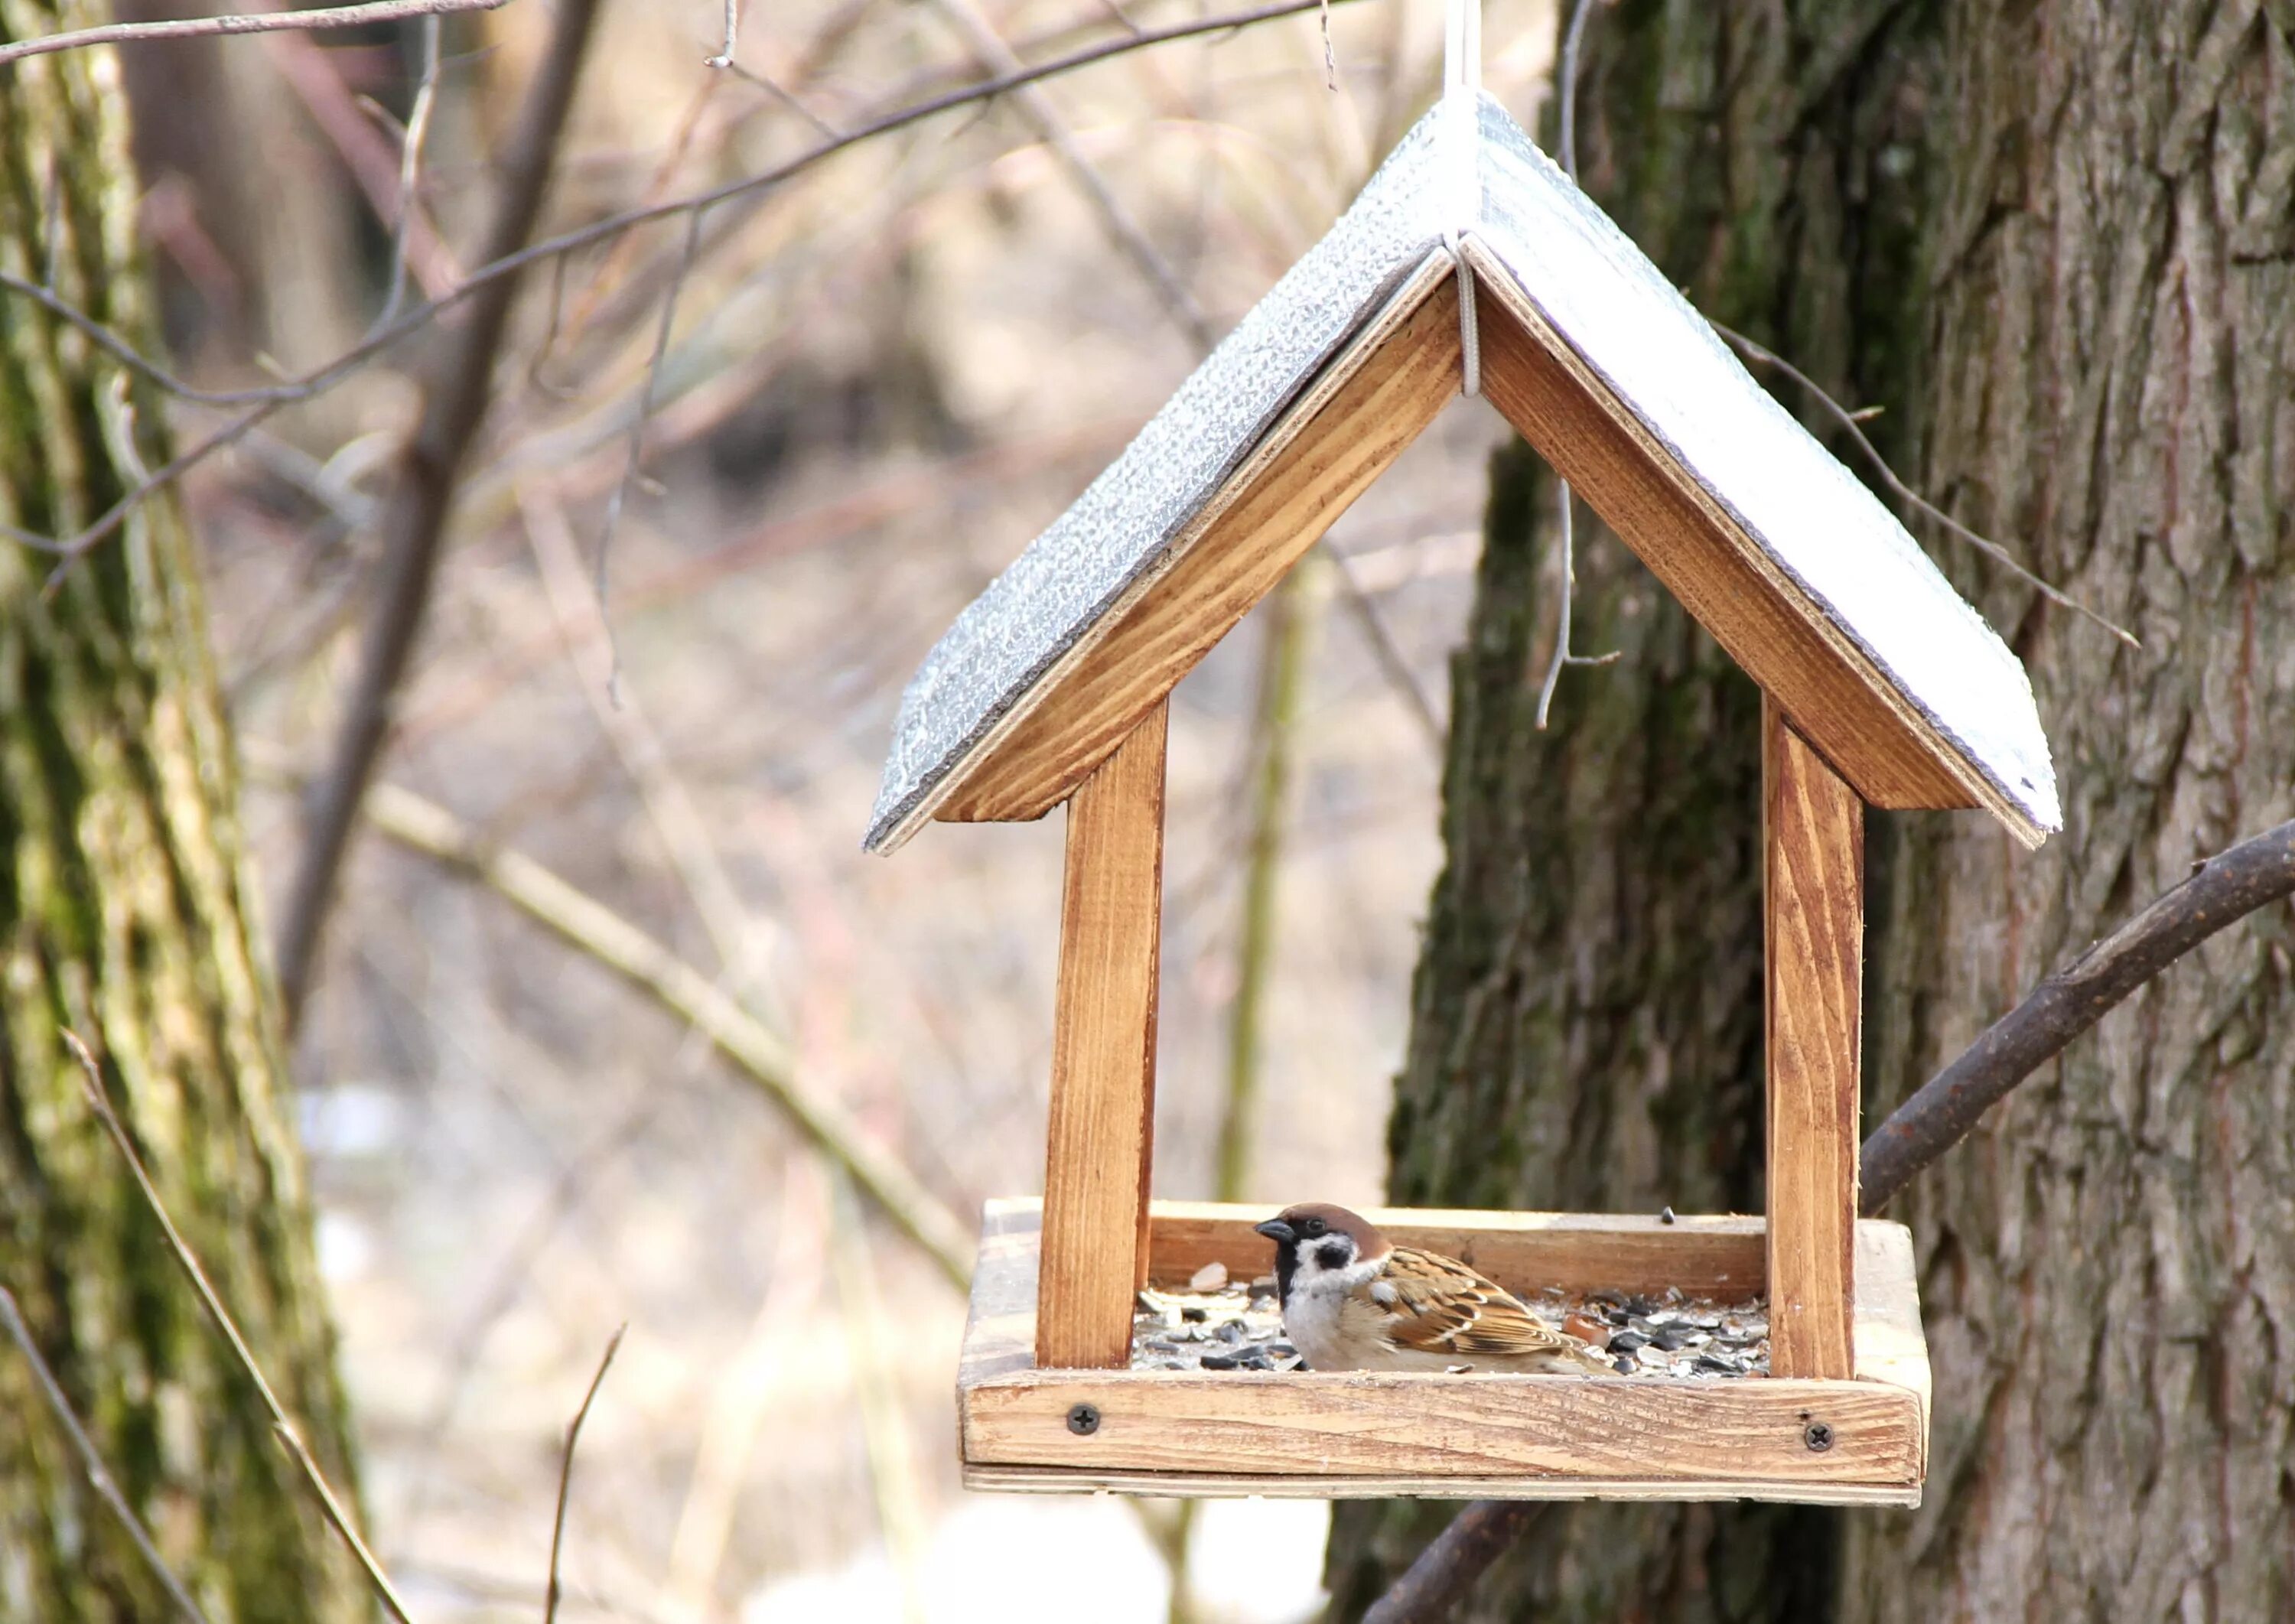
left=1803, top=1421, right=1834, bottom=1453
left=1067, top=1403, right=1102, bottom=1437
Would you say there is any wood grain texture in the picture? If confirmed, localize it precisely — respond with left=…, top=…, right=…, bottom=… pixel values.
left=1763, top=701, right=1864, bottom=1380
left=1851, top=1222, right=1929, bottom=1429
left=961, top=1201, right=1929, bottom=1499
left=1467, top=252, right=2041, bottom=848
left=964, top=1366, right=1922, bottom=1487
left=1036, top=703, right=1167, bottom=1368
left=959, top=1465, right=1921, bottom=1507
left=1144, top=1202, right=1767, bottom=1298
left=934, top=257, right=1461, bottom=825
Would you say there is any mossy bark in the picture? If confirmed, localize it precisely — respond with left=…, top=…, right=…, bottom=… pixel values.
left=1331, top=2, right=2295, bottom=1619
left=0, top=8, right=369, bottom=1619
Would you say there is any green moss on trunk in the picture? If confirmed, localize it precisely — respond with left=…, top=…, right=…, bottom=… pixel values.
left=0, top=6, right=369, bottom=1619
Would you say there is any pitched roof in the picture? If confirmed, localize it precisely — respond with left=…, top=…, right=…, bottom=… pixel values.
left=867, top=91, right=2059, bottom=853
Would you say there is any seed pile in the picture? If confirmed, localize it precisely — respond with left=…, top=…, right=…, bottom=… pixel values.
left=1131, top=1262, right=1300, bottom=1372
left=1537, top=1286, right=1770, bottom=1378
left=1129, top=1264, right=1770, bottom=1378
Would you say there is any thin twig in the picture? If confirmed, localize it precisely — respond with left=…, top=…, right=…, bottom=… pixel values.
left=263, top=23, right=459, bottom=301
left=60, top=1033, right=416, bottom=1624
left=923, top=0, right=1216, bottom=348
left=543, top=1323, right=626, bottom=1624
left=1328, top=546, right=1444, bottom=751
left=519, top=477, right=790, bottom=1013
left=1532, top=478, right=1621, bottom=727
left=0, top=1285, right=216, bottom=1624
left=404, top=1095, right=659, bottom=1497
left=593, top=208, right=707, bottom=682
left=0, top=269, right=304, bottom=405
left=359, top=781, right=978, bottom=1288
left=3, top=0, right=1366, bottom=563
left=723, top=58, right=844, bottom=137
left=0, top=0, right=508, bottom=67
left=1862, top=817, right=2295, bottom=1211
left=1532, top=0, right=1613, bottom=727
left=1707, top=320, right=2139, bottom=649
left=274, top=0, right=605, bottom=1032
left=1532, top=481, right=1573, bottom=726
left=706, top=0, right=742, bottom=67
left=377, top=15, right=444, bottom=329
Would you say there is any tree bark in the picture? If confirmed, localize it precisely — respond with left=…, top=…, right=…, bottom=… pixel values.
left=1331, top=1, right=2295, bottom=1619
left=0, top=8, right=369, bottom=1620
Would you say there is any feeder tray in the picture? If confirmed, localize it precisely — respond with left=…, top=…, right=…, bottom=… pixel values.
left=867, top=89, right=2057, bottom=1507
left=959, top=1201, right=1929, bottom=1503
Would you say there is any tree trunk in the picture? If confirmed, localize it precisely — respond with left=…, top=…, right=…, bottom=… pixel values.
left=1330, top=2, right=2295, bottom=1619
left=0, top=10, right=369, bottom=1621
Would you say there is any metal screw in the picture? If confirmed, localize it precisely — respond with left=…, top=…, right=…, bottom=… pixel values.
left=1803, top=1421, right=1834, bottom=1453
left=1067, top=1403, right=1101, bottom=1437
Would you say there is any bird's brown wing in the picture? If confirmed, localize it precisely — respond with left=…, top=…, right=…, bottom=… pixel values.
left=1375, top=1248, right=1595, bottom=1361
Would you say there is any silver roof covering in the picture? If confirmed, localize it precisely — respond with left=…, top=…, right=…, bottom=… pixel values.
left=867, top=91, right=2059, bottom=852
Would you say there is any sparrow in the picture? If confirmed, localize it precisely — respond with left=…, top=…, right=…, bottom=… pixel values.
left=1254, top=1203, right=1613, bottom=1375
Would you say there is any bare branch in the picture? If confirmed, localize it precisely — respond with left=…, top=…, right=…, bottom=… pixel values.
left=1709, top=320, right=2139, bottom=649
left=5, top=0, right=1366, bottom=563
left=275, top=0, right=605, bottom=1031
left=544, top=1323, right=626, bottom=1624
left=0, top=1284, right=216, bottom=1624
left=360, top=781, right=978, bottom=1290
left=922, top=0, right=1215, bottom=348
left=1862, top=817, right=2295, bottom=1212
left=60, top=1033, right=416, bottom=1624
left=1368, top=819, right=2295, bottom=1622
left=1362, top=1502, right=1551, bottom=1624
left=0, top=268, right=305, bottom=405
left=0, top=0, right=509, bottom=68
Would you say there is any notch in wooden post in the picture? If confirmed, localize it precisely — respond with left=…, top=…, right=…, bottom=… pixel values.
left=1763, top=697, right=1862, bottom=1381
left=1037, top=699, right=1168, bottom=1369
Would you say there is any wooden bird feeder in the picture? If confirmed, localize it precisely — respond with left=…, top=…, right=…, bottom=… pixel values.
left=866, top=90, right=2057, bottom=1506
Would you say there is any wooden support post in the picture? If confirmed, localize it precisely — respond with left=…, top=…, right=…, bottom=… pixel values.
left=1038, top=699, right=1168, bottom=1368
left=1763, top=698, right=1863, bottom=1380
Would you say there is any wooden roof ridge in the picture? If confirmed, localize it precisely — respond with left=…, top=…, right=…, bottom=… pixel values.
left=865, top=92, right=2059, bottom=854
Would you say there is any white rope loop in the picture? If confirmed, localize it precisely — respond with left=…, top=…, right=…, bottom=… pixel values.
left=1444, top=230, right=1480, bottom=398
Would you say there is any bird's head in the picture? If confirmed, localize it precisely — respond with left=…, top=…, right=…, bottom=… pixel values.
left=1255, top=1203, right=1389, bottom=1303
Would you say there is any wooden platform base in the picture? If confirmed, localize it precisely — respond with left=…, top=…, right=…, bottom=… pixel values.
left=958, top=1200, right=1931, bottom=1505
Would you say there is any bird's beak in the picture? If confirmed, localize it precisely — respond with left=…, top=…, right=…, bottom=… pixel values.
left=1255, top=1219, right=1296, bottom=1244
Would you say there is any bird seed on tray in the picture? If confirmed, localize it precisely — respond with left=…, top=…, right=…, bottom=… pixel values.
left=1132, top=1281, right=1771, bottom=1377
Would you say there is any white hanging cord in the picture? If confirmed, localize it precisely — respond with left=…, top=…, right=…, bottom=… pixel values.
left=1442, top=0, right=1480, bottom=96
left=1440, top=0, right=1482, bottom=395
